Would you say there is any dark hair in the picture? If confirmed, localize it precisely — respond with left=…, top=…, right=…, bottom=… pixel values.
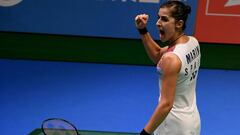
left=160, top=0, right=191, bottom=30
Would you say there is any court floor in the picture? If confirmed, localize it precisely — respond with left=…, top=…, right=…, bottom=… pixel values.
left=0, top=59, right=240, bottom=135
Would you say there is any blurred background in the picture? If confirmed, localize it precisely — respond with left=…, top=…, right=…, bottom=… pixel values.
left=0, top=0, right=240, bottom=135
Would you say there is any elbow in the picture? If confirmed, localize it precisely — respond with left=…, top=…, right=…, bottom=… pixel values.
left=152, top=52, right=161, bottom=64
left=165, top=102, right=173, bottom=112
left=151, top=55, right=161, bottom=64
left=151, top=58, right=158, bottom=64
left=160, top=101, right=173, bottom=113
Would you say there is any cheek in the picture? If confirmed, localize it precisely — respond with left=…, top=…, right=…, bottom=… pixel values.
left=166, top=23, right=175, bottom=31
left=163, top=25, right=173, bottom=35
left=165, top=24, right=176, bottom=35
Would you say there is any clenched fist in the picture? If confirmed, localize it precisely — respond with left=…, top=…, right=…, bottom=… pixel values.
left=135, top=14, right=149, bottom=29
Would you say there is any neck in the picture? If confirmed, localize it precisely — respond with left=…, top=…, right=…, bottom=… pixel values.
left=167, top=33, right=185, bottom=47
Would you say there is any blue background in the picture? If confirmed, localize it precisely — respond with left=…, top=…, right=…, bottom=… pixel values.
left=0, top=0, right=198, bottom=39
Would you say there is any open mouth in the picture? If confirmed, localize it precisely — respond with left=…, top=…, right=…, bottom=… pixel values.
left=159, top=29, right=168, bottom=42
left=159, top=29, right=165, bottom=35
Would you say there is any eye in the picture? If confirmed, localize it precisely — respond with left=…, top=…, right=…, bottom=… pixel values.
left=161, top=16, right=168, bottom=22
left=157, top=15, right=169, bottom=22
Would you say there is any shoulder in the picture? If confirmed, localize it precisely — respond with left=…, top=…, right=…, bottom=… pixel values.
left=161, top=52, right=181, bottom=74
left=189, top=36, right=199, bottom=44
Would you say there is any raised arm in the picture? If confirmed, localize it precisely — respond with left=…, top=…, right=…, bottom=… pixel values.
left=135, top=14, right=168, bottom=64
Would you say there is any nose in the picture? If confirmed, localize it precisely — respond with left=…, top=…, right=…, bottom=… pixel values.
left=156, top=18, right=161, bottom=28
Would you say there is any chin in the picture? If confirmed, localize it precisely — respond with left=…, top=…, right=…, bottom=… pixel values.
left=160, top=34, right=167, bottom=42
left=160, top=37, right=167, bottom=42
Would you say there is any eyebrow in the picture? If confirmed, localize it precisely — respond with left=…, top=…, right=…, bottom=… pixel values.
left=157, top=15, right=170, bottom=19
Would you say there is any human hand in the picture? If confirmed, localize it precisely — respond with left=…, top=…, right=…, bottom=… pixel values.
left=135, top=14, right=149, bottom=29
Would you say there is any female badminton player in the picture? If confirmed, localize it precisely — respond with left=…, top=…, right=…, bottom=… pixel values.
left=135, top=1, right=201, bottom=135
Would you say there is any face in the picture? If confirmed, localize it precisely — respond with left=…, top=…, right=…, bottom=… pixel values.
left=156, top=7, right=177, bottom=42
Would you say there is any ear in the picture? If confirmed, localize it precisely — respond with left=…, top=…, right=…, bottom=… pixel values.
left=175, top=20, right=184, bottom=29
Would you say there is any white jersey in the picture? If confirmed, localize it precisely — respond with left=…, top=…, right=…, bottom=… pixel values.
left=155, top=36, right=201, bottom=135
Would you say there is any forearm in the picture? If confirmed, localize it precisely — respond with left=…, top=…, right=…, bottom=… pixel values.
left=140, top=33, right=162, bottom=64
left=135, top=14, right=164, bottom=64
left=144, top=102, right=172, bottom=134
